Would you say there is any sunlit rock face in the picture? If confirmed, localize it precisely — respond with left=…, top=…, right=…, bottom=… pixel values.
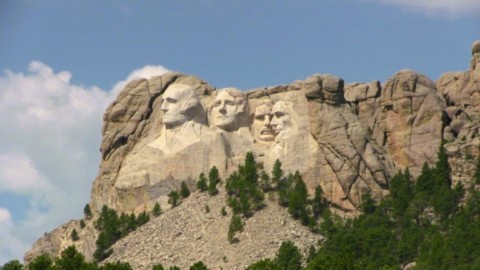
left=437, top=41, right=480, bottom=187
left=89, top=72, right=396, bottom=214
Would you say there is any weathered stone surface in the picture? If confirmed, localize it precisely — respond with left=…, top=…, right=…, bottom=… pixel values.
left=24, top=219, right=97, bottom=263
left=372, top=70, right=446, bottom=176
left=439, top=40, right=480, bottom=187
left=346, top=70, right=447, bottom=178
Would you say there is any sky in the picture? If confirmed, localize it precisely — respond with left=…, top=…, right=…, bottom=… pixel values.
left=0, top=0, right=479, bottom=265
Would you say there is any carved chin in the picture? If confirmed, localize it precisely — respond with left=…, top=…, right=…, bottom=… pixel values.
left=214, top=117, right=236, bottom=128
left=163, top=116, right=188, bottom=129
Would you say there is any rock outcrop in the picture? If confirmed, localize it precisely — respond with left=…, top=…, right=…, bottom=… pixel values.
left=439, top=41, right=480, bottom=187
left=25, top=41, right=480, bottom=266
left=345, top=70, right=446, bottom=177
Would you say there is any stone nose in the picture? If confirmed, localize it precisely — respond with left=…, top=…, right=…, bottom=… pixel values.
left=264, top=115, right=272, bottom=126
left=161, top=102, right=168, bottom=112
left=219, top=102, right=227, bottom=113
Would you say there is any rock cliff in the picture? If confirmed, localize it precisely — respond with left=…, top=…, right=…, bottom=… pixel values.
left=25, top=41, right=480, bottom=267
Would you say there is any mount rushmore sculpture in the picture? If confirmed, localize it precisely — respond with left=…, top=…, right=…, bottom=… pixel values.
left=90, top=73, right=402, bottom=214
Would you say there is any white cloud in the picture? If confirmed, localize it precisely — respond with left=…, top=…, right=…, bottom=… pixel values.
left=0, top=208, right=12, bottom=223
left=0, top=61, right=170, bottom=265
left=0, top=208, right=28, bottom=265
left=0, top=152, right=52, bottom=193
left=368, top=0, right=480, bottom=17
left=112, top=65, right=171, bottom=95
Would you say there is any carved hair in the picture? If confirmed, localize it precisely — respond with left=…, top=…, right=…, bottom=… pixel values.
left=211, top=87, right=248, bottom=115
left=255, top=99, right=273, bottom=109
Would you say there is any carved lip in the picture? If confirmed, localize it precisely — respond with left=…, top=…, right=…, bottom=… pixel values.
left=260, top=129, right=274, bottom=135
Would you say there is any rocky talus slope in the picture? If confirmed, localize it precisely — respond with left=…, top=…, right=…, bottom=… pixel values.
left=25, top=41, right=480, bottom=266
left=105, top=190, right=323, bottom=270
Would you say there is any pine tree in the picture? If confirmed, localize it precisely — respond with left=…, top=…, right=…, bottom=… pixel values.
left=27, top=254, right=53, bottom=270
left=84, top=203, right=93, bottom=220
left=189, top=261, right=209, bottom=270
left=415, top=162, right=434, bottom=199
left=1, top=260, right=24, bottom=270
left=434, top=140, right=450, bottom=186
left=288, top=171, right=309, bottom=223
left=245, top=259, right=280, bottom=270
left=271, top=159, right=284, bottom=188
left=319, top=208, right=336, bottom=237
left=225, top=153, right=266, bottom=219
left=260, top=171, right=271, bottom=192
left=168, top=191, right=180, bottom=207
left=71, top=229, right=80, bottom=241
left=80, top=219, right=86, bottom=229
left=208, top=166, right=220, bottom=196
left=180, top=181, right=191, bottom=198
left=228, top=214, right=244, bottom=243
left=276, top=241, right=302, bottom=270
left=55, top=245, right=90, bottom=270
left=475, top=157, right=480, bottom=184
left=152, top=202, right=162, bottom=217
left=306, top=246, right=317, bottom=264
left=137, top=211, right=150, bottom=226
left=429, top=141, right=463, bottom=221
left=197, top=172, right=208, bottom=192
left=251, top=187, right=265, bottom=211
left=127, top=213, right=137, bottom=232
left=239, top=191, right=252, bottom=216
left=93, top=206, right=122, bottom=262
left=389, top=169, right=414, bottom=217
left=226, top=171, right=241, bottom=196
left=118, top=213, right=130, bottom=237
left=278, top=173, right=294, bottom=207
left=228, top=196, right=241, bottom=214
left=100, top=261, right=133, bottom=270
left=152, top=264, right=165, bottom=270
left=243, top=152, right=259, bottom=185
left=94, top=232, right=113, bottom=261
left=360, top=192, right=376, bottom=214
left=312, top=186, right=327, bottom=219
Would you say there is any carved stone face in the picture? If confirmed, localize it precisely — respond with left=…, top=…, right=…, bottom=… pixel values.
left=211, top=91, right=239, bottom=131
left=160, top=84, right=197, bottom=129
left=253, top=103, right=275, bottom=143
left=271, top=101, right=293, bottom=141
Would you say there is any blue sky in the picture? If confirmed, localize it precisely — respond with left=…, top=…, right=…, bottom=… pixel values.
left=0, top=0, right=479, bottom=264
